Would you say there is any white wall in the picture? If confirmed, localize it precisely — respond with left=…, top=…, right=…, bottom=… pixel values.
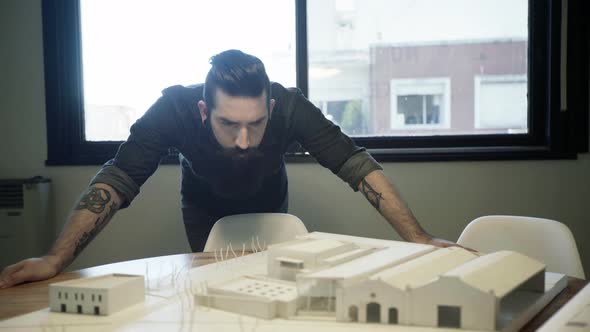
left=1, top=0, right=588, bottom=276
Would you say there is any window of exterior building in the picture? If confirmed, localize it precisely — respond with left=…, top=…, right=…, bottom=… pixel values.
left=390, top=78, right=451, bottom=131
left=474, top=75, right=528, bottom=131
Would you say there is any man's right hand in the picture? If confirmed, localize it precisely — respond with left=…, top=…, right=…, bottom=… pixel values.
left=0, top=184, right=122, bottom=289
left=0, top=256, right=61, bottom=289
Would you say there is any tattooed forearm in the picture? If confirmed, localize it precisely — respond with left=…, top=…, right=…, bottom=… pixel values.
left=73, top=201, right=117, bottom=257
left=73, top=219, right=100, bottom=257
left=103, top=201, right=118, bottom=222
left=360, top=178, right=383, bottom=210
left=75, top=187, right=111, bottom=213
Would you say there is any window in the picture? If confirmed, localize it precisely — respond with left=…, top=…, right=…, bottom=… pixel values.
left=474, top=75, right=528, bottom=131
left=43, top=0, right=588, bottom=165
left=80, top=0, right=296, bottom=142
left=279, top=259, right=304, bottom=269
left=308, top=0, right=532, bottom=140
left=390, top=78, right=451, bottom=131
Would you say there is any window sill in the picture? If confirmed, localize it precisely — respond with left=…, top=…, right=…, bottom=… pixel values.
left=45, top=145, right=579, bottom=166
left=285, top=146, right=578, bottom=163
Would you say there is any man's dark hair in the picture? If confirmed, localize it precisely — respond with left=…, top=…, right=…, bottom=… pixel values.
left=203, top=49, right=271, bottom=111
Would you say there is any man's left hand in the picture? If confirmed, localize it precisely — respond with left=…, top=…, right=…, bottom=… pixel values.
left=419, top=236, right=478, bottom=253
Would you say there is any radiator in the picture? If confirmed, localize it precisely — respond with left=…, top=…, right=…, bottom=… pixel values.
left=0, top=177, right=52, bottom=268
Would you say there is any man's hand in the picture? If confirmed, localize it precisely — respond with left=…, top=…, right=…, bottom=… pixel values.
left=0, top=256, right=61, bottom=289
left=423, top=237, right=460, bottom=248
left=0, top=184, right=123, bottom=289
left=358, top=171, right=477, bottom=252
left=416, top=236, right=477, bottom=252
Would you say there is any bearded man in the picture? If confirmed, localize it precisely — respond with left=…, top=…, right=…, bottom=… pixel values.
left=0, top=49, right=460, bottom=289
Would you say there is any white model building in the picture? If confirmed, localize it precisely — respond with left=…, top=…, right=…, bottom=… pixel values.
left=195, top=233, right=555, bottom=331
left=49, top=273, right=145, bottom=316
left=195, top=275, right=299, bottom=319
left=295, top=245, right=435, bottom=315
left=339, top=246, right=479, bottom=324
left=267, top=238, right=371, bottom=281
left=411, top=250, right=545, bottom=330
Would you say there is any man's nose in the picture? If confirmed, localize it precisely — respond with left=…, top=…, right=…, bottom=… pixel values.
left=235, top=126, right=250, bottom=150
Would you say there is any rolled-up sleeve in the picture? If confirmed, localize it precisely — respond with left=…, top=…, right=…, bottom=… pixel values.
left=290, top=90, right=383, bottom=191
left=336, top=150, right=382, bottom=191
left=89, top=95, right=181, bottom=208
left=89, top=162, right=139, bottom=208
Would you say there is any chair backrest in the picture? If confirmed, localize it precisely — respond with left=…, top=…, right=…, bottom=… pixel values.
left=457, top=215, right=585, bottom=279
left=203, top=213, right=308, bottom=252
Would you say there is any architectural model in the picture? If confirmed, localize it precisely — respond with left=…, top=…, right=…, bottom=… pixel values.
left=196, top=233, right=553, bottom=331
left=49, top=273, right=145, bottom=316
left=0, top=232, right=566, bottom=331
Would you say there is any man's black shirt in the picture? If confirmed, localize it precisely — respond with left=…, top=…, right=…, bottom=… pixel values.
left=90, top=82, right=382, bottom=216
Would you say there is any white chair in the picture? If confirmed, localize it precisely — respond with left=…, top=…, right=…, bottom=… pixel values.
left=457, top=215, right=585, bottom=279
left=203, top=213, right=308, bottom=252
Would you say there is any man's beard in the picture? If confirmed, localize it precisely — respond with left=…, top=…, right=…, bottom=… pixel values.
left=205, top=145, right=267, bottom=199
left=198, top=116, right=271, bottom=199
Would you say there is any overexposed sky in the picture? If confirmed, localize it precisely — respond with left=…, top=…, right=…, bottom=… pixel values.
left=81, top=0, right=295, bottom=120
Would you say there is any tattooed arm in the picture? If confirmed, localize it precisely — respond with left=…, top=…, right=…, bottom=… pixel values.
left=359, top=170, right=460, bottom=248
left=51, top=183, right=122, bottom=266
left=0, top=183, right=122, bottom=288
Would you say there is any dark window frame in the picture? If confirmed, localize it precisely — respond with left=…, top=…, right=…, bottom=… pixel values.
left=43, top=0, right=588, bottom=166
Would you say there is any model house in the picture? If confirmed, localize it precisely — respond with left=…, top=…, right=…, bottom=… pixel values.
left=49, top=274, right=145, bottom=316
left=411, top=250, right=545, bottom=330
left=338, top=246, right=479, bottom=324
left=195, top=275, right=299, bottom=319
left=267, top=238, right=367, bottom=281
left=295, top=245, right=435, bottom=314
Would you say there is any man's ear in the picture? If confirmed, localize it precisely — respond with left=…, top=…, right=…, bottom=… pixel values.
left=269, top=99, right=276, bottom=119
left=198, top=100, right=208, bottom=124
